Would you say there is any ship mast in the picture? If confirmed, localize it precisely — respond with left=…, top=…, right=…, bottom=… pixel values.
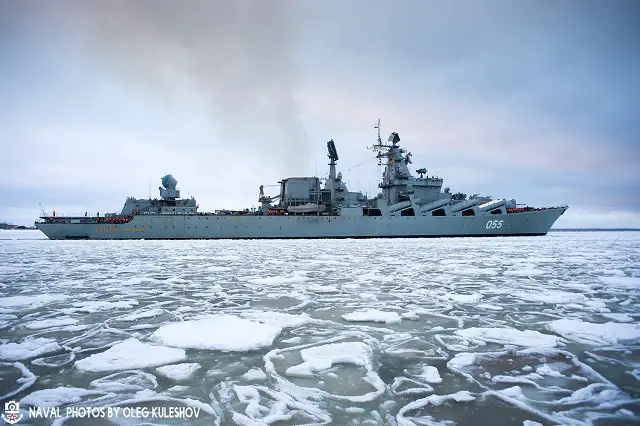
left=370, top=119, right=393, bottom=165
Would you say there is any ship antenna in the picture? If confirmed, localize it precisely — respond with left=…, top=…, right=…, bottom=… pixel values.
left=39, top=203, right=45, bottom=216
left=370, top=118, right=388, bottom=165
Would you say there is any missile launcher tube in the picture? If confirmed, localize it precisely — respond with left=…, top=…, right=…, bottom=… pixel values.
left=450, top=198, right=482, bottom=212
left=478, top=199, right=506, bottom=212
left=419, top=198, right=450, bottom=213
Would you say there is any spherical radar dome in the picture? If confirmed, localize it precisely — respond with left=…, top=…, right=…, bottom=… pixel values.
left=161, top=174, right=178, bottom=190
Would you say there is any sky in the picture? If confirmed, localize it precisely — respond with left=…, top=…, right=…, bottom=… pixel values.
left=1, top=0, right=639, bottom=228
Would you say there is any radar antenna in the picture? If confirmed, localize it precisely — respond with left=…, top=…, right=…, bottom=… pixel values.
left=327, top=139, right=339, bottom=163
left=370, top=119, right=392, bottom=150
left=374, top=118, right=382, bottom=144
left=39, top=203, right=46, bottom=216
left=369, top=118, right=393, bottom=165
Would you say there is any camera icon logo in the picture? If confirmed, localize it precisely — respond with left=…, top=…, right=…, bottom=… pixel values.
left=2, top=401, right=23, bottom=424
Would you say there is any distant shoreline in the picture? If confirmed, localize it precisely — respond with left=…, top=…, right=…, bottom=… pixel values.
left=0, top=227, right=38, bottom=231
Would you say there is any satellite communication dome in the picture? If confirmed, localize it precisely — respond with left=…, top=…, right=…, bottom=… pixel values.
left=161, top=174, right=178, bottom=190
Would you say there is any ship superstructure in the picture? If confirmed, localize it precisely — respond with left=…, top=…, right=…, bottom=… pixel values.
left=35, top=123, right=567, bottom=239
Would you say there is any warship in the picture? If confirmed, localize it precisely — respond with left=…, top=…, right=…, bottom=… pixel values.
left=35, top=123, right=567, bottom=240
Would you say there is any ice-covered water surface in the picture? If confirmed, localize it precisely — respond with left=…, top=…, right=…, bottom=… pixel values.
left=1, top=230, right=639, bottom=425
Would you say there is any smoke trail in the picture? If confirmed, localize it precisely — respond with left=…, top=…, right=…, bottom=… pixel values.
left=35, top=0, right=309, bottom=174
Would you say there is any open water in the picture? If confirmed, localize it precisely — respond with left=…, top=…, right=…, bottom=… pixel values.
left=0, top=230, right=639, bottom=425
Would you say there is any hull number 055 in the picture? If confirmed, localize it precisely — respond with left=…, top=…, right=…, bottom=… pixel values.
left=486, top=220, right=504, bottom=229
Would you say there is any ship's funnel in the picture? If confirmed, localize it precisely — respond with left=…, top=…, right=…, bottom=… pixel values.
left=161, top=174, right=178, bottom=190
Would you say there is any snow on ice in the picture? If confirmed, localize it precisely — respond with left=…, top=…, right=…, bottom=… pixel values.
left=342, top=309, right=402, bottom=324
left=75, top=339, right=186, bottom=372
left=455, top=327, right=563, bottom=348
left=546, top=319, right=640, bottom=345
left=151, top=315, right=282, bottom=351
left=286, top=342, right=372, bottom=377
left=156, top=363, right=201, bottom=381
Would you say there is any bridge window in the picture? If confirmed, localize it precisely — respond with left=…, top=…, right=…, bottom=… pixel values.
left=400, top=208, right=415, bottom=216
left=363, top=208, right=382, bottom=216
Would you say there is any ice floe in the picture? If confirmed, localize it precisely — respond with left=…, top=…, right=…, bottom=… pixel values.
left=0, top=337, right=62, bottom=360
left=511, top=290, right=586, bottom=304
left=547, top=319, right=640, bottom=345
left=565, top=299, right=610, bottom=312
left=397, top=391, right=476, bottom=426
left=156, top=363, right=201, bottom=381
left=477, top=303, right=504, bottom=311
left=342, top=309, right=402, bottom=324
left=246, top=272, right=310, bottom=285
left=151, top=315, right=282, bottom=351
left=229, top=383, right=331, bottom=424
left=1, top=294, right=67, bottom=310
left=65, top=300, right=139, bottom=313
left=32, top=351, right=76, bottom=368
left=600, top=275, right=640, bottom=288
left=391, top=376, right=434, bottom=396
left=119, top=308, right=164, bottom=321
left=20, top=386, right=105, bottom=407
left=75, top=338, right=186, bottom=372
left=23, top=317, right=79, bottom=330
left=455, top=327, right=563, bottom=348
left=89, top=370, right=158, bottom=393
left=504, top=266, right=545, bottom=276
left=415, top=365, right=442, bottom=384
left=242, top=367, right=268, bottom=381
left=600, top=313, right=634, bottom=323
left=443, top=293, right=482, bottom=303
left=0, top=313, right=17, bottom=320
left=286, top=342, right=371, bottom=377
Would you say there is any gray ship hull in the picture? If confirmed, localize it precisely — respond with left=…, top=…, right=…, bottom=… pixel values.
left=35, top=207, right=566, bottom=240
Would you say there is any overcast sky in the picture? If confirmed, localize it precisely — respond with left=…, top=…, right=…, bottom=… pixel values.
left=1, top=0, right=638, bottom=228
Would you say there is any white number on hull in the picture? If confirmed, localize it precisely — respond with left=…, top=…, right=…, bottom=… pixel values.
left=486, top=220, right=504, bottom=229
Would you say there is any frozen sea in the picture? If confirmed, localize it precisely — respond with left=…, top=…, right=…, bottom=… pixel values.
left=1, top=230, right=639, bottom=425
